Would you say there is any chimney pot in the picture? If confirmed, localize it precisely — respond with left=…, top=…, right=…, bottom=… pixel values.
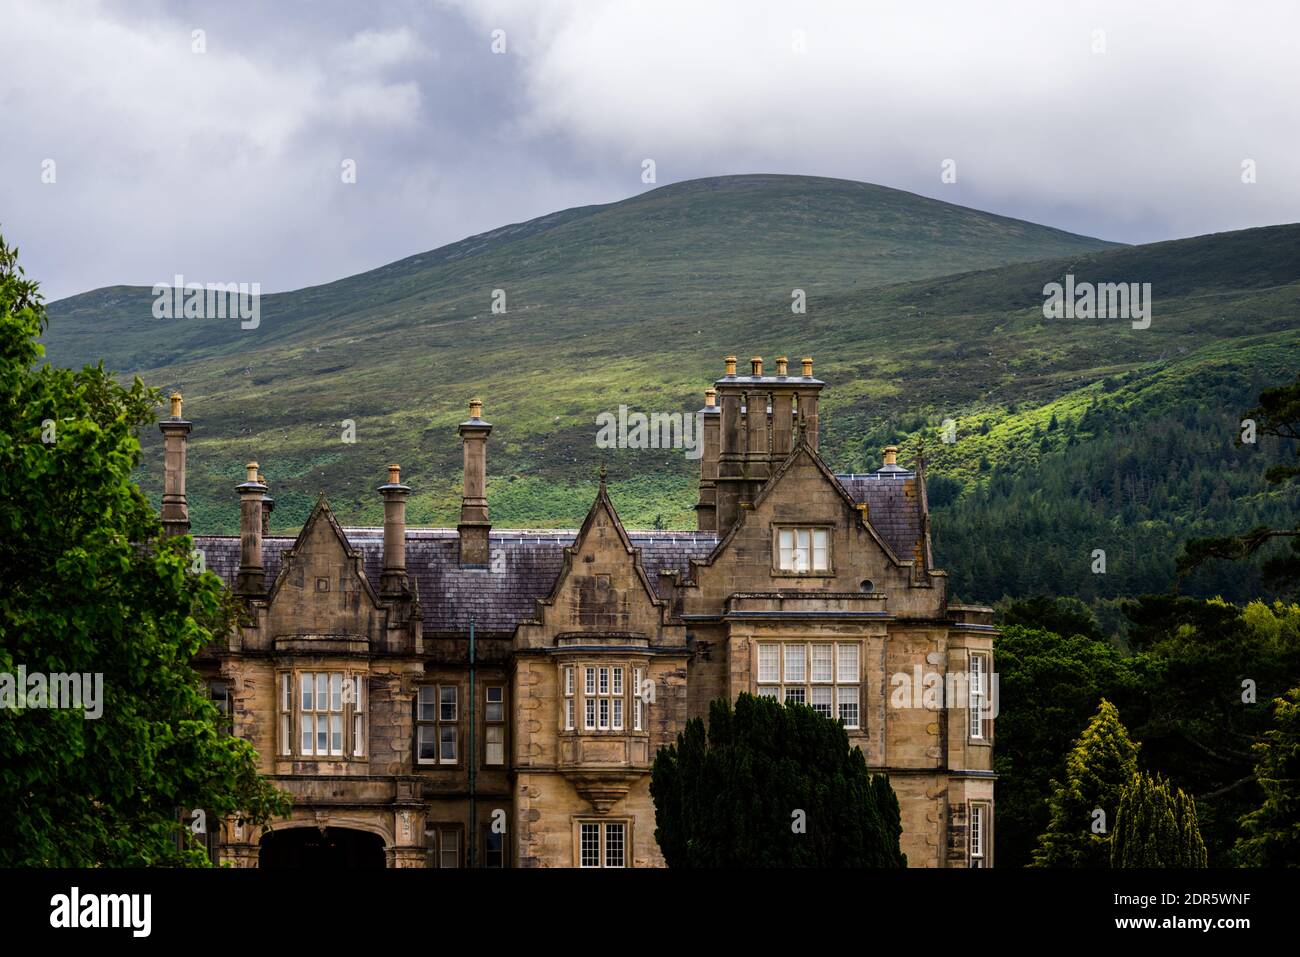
left=775, top=356, right=788, bottom=376
left=704, top=387, right=717, bottom=408
left=169, top=391, right=183, bottom=419
left=388, top=463, right=401, bottom=485
left=245, top=461, right=260, bottom=483
left=723, top=355, right=737, bottom=377
left=883, top=445, right=899, bottom=467
left=469, top=398, right=483, bottom=419
left=801, top=356, right=814, bottom=377
left=750, top=356, right=763, bottom=377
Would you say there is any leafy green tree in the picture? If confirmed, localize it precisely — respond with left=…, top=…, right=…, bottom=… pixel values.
left=993, top=626, right=1134, bottom=867
left=1001, top=596, right=1105, bottom=642
left=1235, top=686, right=1300, bottom=866
left=1119, top=595, right=1300, bottom=864
left=0, top=234, right=288, bottom=866
left=1111, top=772, right=1207, bottom=867
left=650, top=693, right=906, bottom=867
left=1031, top=699, right=1139, bottom=867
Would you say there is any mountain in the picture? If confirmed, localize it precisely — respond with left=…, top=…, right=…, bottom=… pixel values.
left=38, top=174, right=1300, bottom=606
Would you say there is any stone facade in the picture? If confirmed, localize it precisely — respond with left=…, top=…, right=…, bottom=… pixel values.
left=168, top=356, right=995, bottom=868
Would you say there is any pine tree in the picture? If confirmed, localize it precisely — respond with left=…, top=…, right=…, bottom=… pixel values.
left=1031, top=699, right=1139, bottom=867
left=1111, top=773, right=1207, bottom=867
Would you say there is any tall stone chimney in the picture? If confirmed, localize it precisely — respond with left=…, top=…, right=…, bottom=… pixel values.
left=235, top=461, right=267, bottom=594
left=159, top=391, right=191, bottom=537
left=259, top=472, right=274, bottom=538
left=458, top=399, right=492, bottom=566
left=379, top=463, right=411, bottom=594
left=796, top=356, right=821, bottom=450
left=695, top=388, right=720, bottom=531
left=713, top=351, right=826, bottom=534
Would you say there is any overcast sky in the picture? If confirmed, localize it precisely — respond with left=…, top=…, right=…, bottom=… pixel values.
left=3, top=0, right=1297, bottom=301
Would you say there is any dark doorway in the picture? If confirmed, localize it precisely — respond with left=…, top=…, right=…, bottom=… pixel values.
left=259, top=827, right=386, bottom=868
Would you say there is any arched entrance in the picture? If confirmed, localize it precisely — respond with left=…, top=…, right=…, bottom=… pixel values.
left=259, top=826, right=387, bottom=868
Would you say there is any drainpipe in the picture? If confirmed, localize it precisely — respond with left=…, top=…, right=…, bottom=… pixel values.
left=468, top=615, right=477, bottom=868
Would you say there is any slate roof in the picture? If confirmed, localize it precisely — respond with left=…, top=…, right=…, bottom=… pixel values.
left=194, top=469, right=921, bottom=637
left=834, top=471, right=921, bottom=561
left=194, top=529, right=717, bottom=638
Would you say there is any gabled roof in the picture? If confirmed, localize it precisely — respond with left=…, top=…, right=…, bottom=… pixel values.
left=265, top=494, right=382, bottom=608
left=703, top=440, right=908, bottom=568
left=194, top=527, right=715, bottom=638
left=526, top=474, right=674, bottom=628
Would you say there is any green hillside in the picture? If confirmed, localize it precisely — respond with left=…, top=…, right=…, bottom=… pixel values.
left=38, top=175, right=1300, bottom=605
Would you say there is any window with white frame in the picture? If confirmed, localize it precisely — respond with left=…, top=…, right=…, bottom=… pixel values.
left=969, top=802, right=988, bottom=867
left=417, top=684, right=459, bottom=765
left=968, top=652, right=990, bottom=741
left=633, top=667, right=644, bottom=731
left=775, top=526, right=831, bottom=574
left=351, top=676, right=366, bottom=757
left=568, top=662, right=644, bottom=734
left=579, top=821, right=628, bottom=868
left=756, top=642, right=861, bottom=729
left=564, top=665, right=575, bottom=731
left=485, top=685, right=505, bottom=766
left=281, top=671, right=366, bottom=758
left=279, top=673, right=292, bottom=756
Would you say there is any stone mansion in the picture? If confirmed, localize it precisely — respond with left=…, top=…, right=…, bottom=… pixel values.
left=162, top=354, right=996, bottom=868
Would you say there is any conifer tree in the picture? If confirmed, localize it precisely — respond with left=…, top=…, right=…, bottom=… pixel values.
left=650, top=693, right=906, bottom=867
left=1031, top=699, right=1139, bottom=867
left=1111, top=772, right=1207, bottom=867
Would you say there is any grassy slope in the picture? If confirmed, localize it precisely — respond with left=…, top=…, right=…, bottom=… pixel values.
left=36, top=176, right=1299, bottom=606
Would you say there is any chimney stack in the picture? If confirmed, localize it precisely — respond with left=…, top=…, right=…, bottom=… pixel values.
left=796, top=357, right=820, bottom=450
left=712, top=350, right=825, bottom=533
left=458, top=399, right=492, bottom=566
left=695, top=388, right=720, bottom=531
left=159, top=391, right=192, bottom=537
left=259, top=472, right=274, bottom=538
left=235, top=461, right=267, bottom=594
left=378, top=464, right=411, bottom=594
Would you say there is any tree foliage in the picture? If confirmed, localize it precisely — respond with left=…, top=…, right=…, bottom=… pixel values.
left=650, top=693, right=906, bottom=867
left=1178, top=375, right=1300, bottom=592
left=992, top=625, right=1135, bottom=868
left=1111, top=772, right=1207, bottom=867
left=1031, top=699, right=1139, bottom=868
left=0, top=234, right=288, bottom=866
left=1235, top=686, right=1300, bottom=866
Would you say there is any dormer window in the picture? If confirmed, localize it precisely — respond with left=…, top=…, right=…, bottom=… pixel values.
left=774, top=526, right=831, bottom=574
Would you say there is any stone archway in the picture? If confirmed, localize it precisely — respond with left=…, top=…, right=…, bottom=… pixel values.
left=259, top=826, right=386, bottom=868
